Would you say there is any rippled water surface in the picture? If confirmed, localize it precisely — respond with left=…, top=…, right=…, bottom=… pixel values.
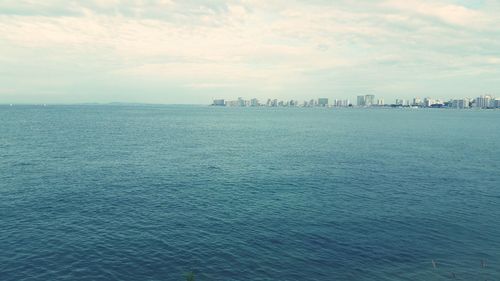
left=1, top=105, right=499, bottom=280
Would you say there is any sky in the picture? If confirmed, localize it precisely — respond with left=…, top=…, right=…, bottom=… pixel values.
left=0, top=0, right=499, bottom=104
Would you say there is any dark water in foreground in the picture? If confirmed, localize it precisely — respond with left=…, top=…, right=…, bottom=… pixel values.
left=1, top=105, right=499, bottom=281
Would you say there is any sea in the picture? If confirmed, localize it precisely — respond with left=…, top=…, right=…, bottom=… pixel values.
left=1, top=105, right=499, bottom=281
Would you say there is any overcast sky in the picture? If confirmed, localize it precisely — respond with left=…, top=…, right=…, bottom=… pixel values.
left=0, top=0, right=499, bottom=104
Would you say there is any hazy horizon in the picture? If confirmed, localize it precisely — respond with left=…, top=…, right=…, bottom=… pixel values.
left=1, top=0, right=499, bottom=104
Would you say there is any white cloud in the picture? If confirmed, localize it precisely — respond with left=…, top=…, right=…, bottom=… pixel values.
left=381, top=0, right=490, bottom=28
left=0, top=0, right=499, bottom=103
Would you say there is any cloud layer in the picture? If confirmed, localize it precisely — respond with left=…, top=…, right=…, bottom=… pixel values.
left=1, top=0, right=499, bottom=103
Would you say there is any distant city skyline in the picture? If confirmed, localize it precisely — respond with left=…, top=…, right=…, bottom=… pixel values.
left=1, top=0, right=500, bottom=104
left=213, top=94, right=500, bottom=109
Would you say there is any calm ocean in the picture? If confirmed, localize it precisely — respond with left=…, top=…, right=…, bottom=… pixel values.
left=1, top=105, right=499, bottom=281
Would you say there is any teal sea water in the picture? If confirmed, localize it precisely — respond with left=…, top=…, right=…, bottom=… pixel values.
left=1, top=105, right=499, bottom=281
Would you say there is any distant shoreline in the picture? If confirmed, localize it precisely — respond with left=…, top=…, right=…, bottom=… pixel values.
left=2, top=103, right=500, bottom=110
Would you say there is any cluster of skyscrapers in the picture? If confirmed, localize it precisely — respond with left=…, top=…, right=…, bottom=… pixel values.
left=212, top=94, right=500, bottom=109
left=212, top=97, right=332, bottom=108
left=356, top=95, right=384, bottom=107
left=389, top=95, right=500, bottom=109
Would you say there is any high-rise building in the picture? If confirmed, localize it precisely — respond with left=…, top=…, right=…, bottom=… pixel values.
left=357, top=95, right=366, bottom=107
left=318, top=98, right=329, bottom=107
left=493, top=98, right=500, bottom=108
left=250, top=98, right=259, bottom=107
left=413, top=97, right=422, bottom=106
left=475, top=95, right=492, bottom=108
left=227, top=100, right=239, bottom=107
left=334, top=99, right=349, bottom=107
left=424, top=98, right=434, bottom=107
left=212, top=99, right=225, bottom=106
left=376, top=99, right=384, bottom=106
left=237, top=97, right=246, bottom=107
left=334, top=99, right=348, bottom=107
left=451, top=99, right=470, bottom=109
left=364, top=95, right=375, bottom=106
